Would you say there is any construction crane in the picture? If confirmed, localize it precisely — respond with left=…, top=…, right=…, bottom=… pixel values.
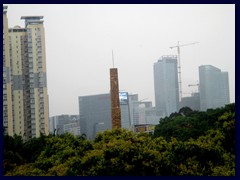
left=188, top=83, right=200, bottom=93
left=170, top=41, right=199, bottom=101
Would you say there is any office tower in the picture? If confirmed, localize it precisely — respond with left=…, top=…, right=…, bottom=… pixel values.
left=3, top=6, right=13, bottom=135
left=79, top=94, right=112, bottom=140
left=199, top=65, right=230, bottom=111
left=153, top=55, right=179, bottom=117
left=110, top=68, right=121, bottom=129
left=6, top=14, right=49, bottom=140
left=79, top=93, right=131, bottom=140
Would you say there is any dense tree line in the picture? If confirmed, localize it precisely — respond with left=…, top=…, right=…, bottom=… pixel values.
left=154, top=104, right=235, bottom=154
left=3, top=103, right=235, bottom=176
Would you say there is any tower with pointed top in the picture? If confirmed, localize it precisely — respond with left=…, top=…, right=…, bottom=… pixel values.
left=110, top=52, right=121, bottom=129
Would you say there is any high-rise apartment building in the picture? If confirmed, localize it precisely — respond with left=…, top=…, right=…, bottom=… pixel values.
left=199, top=65, right=230, bottom=111
left=3, top=6, right=13, bottom=136
left=9, top=26, right=27, bottom=137
left=153, top=55, right=179, bottom=117
left=3, top=6, right=49, bottom=140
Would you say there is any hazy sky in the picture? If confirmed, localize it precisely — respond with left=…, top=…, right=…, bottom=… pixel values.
left=5, top=4, right=235, bottom=117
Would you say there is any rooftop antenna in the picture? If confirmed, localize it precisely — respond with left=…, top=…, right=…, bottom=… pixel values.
left=112, top=50, right=115, bottom=68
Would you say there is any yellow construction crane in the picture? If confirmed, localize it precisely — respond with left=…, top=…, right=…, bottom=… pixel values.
left=170, top=41, right=199, bottom=101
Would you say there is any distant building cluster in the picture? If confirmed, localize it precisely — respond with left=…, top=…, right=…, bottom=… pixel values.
left=3, top=6, right=49, bottom=141
left=78, top=93, right=159, bottom=140
left=78, top=58, right=230, bottom=140
left=49, top=115, right=80, bottom=136
left=153, top=56, right=230, bottom=117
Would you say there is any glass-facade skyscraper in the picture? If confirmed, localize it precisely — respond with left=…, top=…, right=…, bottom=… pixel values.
left=199, top=65, right=230, bottom=111
left=153, top=55, right=179, bottom=117
left=79, top=93, right=131, bottom=140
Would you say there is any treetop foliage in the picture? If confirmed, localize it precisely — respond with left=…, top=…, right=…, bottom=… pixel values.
left=3, top=103, right=235, bottom=176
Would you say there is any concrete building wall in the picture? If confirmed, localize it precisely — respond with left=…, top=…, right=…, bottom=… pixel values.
left=9, top=27, right=27, bottom=136
left=3, top=6, right=13, bottom=136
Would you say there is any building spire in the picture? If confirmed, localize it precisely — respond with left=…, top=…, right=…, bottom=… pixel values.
left=112, top=50, right=115, bottom=68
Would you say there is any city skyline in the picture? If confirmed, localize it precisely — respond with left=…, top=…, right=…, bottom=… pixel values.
left=5, top=4, right=235, bottom=116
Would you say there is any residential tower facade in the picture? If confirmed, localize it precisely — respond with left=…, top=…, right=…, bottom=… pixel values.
left=3, top=6, right=13, bottom=135
left=3, top=7, right=49, bottom=140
